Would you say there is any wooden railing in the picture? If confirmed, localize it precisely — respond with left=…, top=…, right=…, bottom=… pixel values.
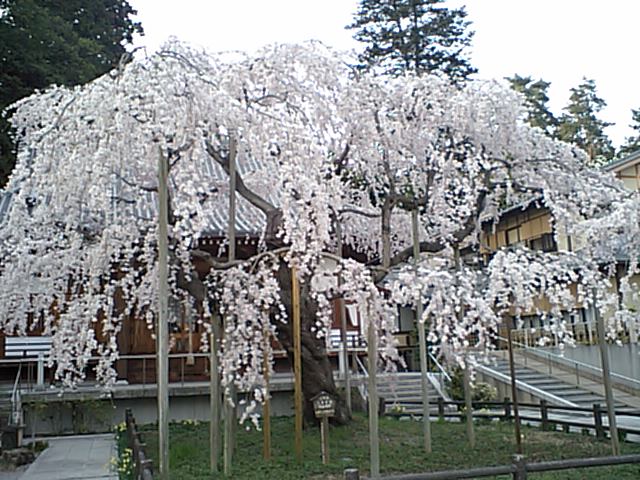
left=385, top=398, right=640, bottom=438
left=125, top=408, right=154, bottom=480
left=344, top=453, right=640, bottom=479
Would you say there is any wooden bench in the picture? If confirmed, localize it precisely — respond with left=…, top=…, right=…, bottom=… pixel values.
left=4, top=336, right=52, bottom=358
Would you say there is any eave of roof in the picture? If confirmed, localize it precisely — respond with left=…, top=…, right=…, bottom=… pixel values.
left=602, top=149, right=640, bottom=172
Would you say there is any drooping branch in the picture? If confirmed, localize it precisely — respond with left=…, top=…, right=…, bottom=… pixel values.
left=385, top=187, right=489, bottom=274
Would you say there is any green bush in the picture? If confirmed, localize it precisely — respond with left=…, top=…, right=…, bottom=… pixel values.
left=446, top=367, right=497, bottom=403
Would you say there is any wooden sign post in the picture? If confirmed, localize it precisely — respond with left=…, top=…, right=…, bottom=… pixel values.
left=312, top=391, right=336, bottom=465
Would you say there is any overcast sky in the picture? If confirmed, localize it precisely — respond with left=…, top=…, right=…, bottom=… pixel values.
left=129, top=0, right=640, bottom=147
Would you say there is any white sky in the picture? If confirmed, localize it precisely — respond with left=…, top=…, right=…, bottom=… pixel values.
left=129, top=0, right=640, bottom=147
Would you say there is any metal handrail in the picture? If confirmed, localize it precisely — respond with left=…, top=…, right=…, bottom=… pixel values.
left=428, top=351, right=452, bottom=383
left=498, top=335, right=640, bottom=390
left=355, top=355, right=369, bottom=400
left=476, top=362, right=579, bottom=409
left=10, top=363, right=22, bottom=426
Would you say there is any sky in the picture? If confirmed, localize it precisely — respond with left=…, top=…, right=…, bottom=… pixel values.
left=129, top=0, right=640, bottom=147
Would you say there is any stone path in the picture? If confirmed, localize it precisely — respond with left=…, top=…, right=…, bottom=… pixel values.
left=19, top=434, right=116, bottom=480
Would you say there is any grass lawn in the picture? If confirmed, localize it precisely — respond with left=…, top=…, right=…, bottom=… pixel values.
left=138, top=415, right=640, bottom=479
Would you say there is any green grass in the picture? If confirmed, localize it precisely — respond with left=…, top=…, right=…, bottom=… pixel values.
left=137, top=416, right=640, bottom=479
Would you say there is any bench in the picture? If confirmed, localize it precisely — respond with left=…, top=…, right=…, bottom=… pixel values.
left=328, top=330, right=365, bottom=350
left=4, top=336, right=52, bottom=358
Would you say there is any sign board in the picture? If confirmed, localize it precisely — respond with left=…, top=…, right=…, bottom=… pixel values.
left=312, top=391, right=336, bottom=418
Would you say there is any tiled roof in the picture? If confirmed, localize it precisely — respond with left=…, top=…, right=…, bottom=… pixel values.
left=0, top=154, right=270, bottom=238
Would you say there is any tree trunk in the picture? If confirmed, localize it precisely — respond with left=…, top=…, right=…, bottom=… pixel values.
left=276, top=264, right=351, bottom=425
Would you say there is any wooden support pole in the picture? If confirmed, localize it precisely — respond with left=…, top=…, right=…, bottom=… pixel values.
left=594, top=293, right=620, bottom=455
left=463, top=358, right=475, bottom=448
left=412, top=209, right=431, bottom=453
left=210, top=320, right=221, bottom=472
left=367, top=308, right=380, bottom=479
left=454, top=245, right=473, bottom=449
left=223, top=131, right=238, bottom=475
left=292, top=265, right=303, bottom=462
left=157, top=147, right=170, bottom=480
left=507, top=326, right=523, bottom=455
left=263, top=331, right=271, bottom=461
left=336, top=221, right=351, bottom=413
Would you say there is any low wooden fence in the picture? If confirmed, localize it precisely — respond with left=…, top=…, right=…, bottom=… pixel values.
left=125, top=408, right=154, bottom=480
left=344, top=453, right=640, bottom=479
left=385, top=398, right=640, bottom=438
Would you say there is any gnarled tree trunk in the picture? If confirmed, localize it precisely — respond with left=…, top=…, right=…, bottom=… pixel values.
left=276, top=264, right=351, bottom=425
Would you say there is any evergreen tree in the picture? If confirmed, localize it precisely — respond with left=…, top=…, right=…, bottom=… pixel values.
left=557, top=78, right=614, bottom=167
left=618, top=108, right=640, bottom=157
left=347, top=0, right=476, bottom=81
left=0, top=0, right=143, bottom=185
left=507, top=74, right=558, bottom=137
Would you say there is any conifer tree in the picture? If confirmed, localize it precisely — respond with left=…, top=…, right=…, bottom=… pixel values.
left=557, top=78, right=614, bottom=167
left=0, top=0, right=143, bottom=186
left=618, top=108, right=640, bottom=157
left=507, top=74, right=558, bottom=137
left=347, top=0, right=475, bottom=81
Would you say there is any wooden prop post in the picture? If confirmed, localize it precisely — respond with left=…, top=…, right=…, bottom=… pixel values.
left=291, top=265, right=303, bottom=462
left=367, top=307, right=380, bottom=479
left=412, top=209, right=432, bottom=453
left=210, top=319, right=221, bottom=472
left=594, top=290, right=620, bottom=455
left=453, top=245, right=474, bottom=449
left=507, top=325, right=523, bottom=454
left=463, top=357, right=475, bottom=448
left=335, top=221, right=352, bottom=413
left=157, top=147, right=170, bottom=480
left=263, top=330, right=272, bottom=461
left=224, top=131, right=238, bottom=475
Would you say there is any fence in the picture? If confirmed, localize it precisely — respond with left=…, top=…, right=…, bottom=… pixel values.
left=344, top=453, right=640, bottom=479
left=385, top=398, right=640, bottom=438
left=125, top=408, right=154, bottom=480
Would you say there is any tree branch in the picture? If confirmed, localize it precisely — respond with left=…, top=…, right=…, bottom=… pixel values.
left=204, top=139, right=277, bottom=215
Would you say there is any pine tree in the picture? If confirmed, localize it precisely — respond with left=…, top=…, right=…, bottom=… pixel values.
left=557, top=78, right=614, bottom=167
left=618, top=108, right=640, bottom=157
left=347, top=0, right=476, bottom=81
left=0, top=0, right=143, bottom=186
left=507, top=74, right=558, bottom=137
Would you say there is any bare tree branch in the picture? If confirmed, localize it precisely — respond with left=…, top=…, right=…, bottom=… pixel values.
left=204, top=139, right=278, bottom=215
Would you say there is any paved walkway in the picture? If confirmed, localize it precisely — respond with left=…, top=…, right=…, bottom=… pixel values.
left=20, top=434, right=116, bottom=480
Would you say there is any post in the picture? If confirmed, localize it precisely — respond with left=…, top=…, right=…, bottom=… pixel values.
left=367, top=308, right=380, bottom=479
left=320, top=416, right=330, bottom=464
left=336, top=221, right=352, bottom=413
left=157, top=146, right=170, bottom=480
left=512, top=454, right=527, bottom=480
left=463, top=359, right=475, bottom=447
left=438, top=398, right=444, bottom=421
left=223, top=132, right=238, bottom=475
left=210, top=321, right=221, bottom=472
left=412, top=209, right=432, bottom=453
left=454, top=245, right=472, bottom=448
left=344, top=468, right=360, bottom=480
left=263, top=331, right=271, bottom=461
left=507, top=326, right=523, bottom=454
left=594, top=293, right=620, bottom=455
left=503, top=397, right=512, bottom=421
left=291, top=265, right=303, bottom=462
left=593, top=403, right=605, bottom=439
left=36, top=353, right=44, bottom=388
left=540, top=400, right=548, bottom=431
